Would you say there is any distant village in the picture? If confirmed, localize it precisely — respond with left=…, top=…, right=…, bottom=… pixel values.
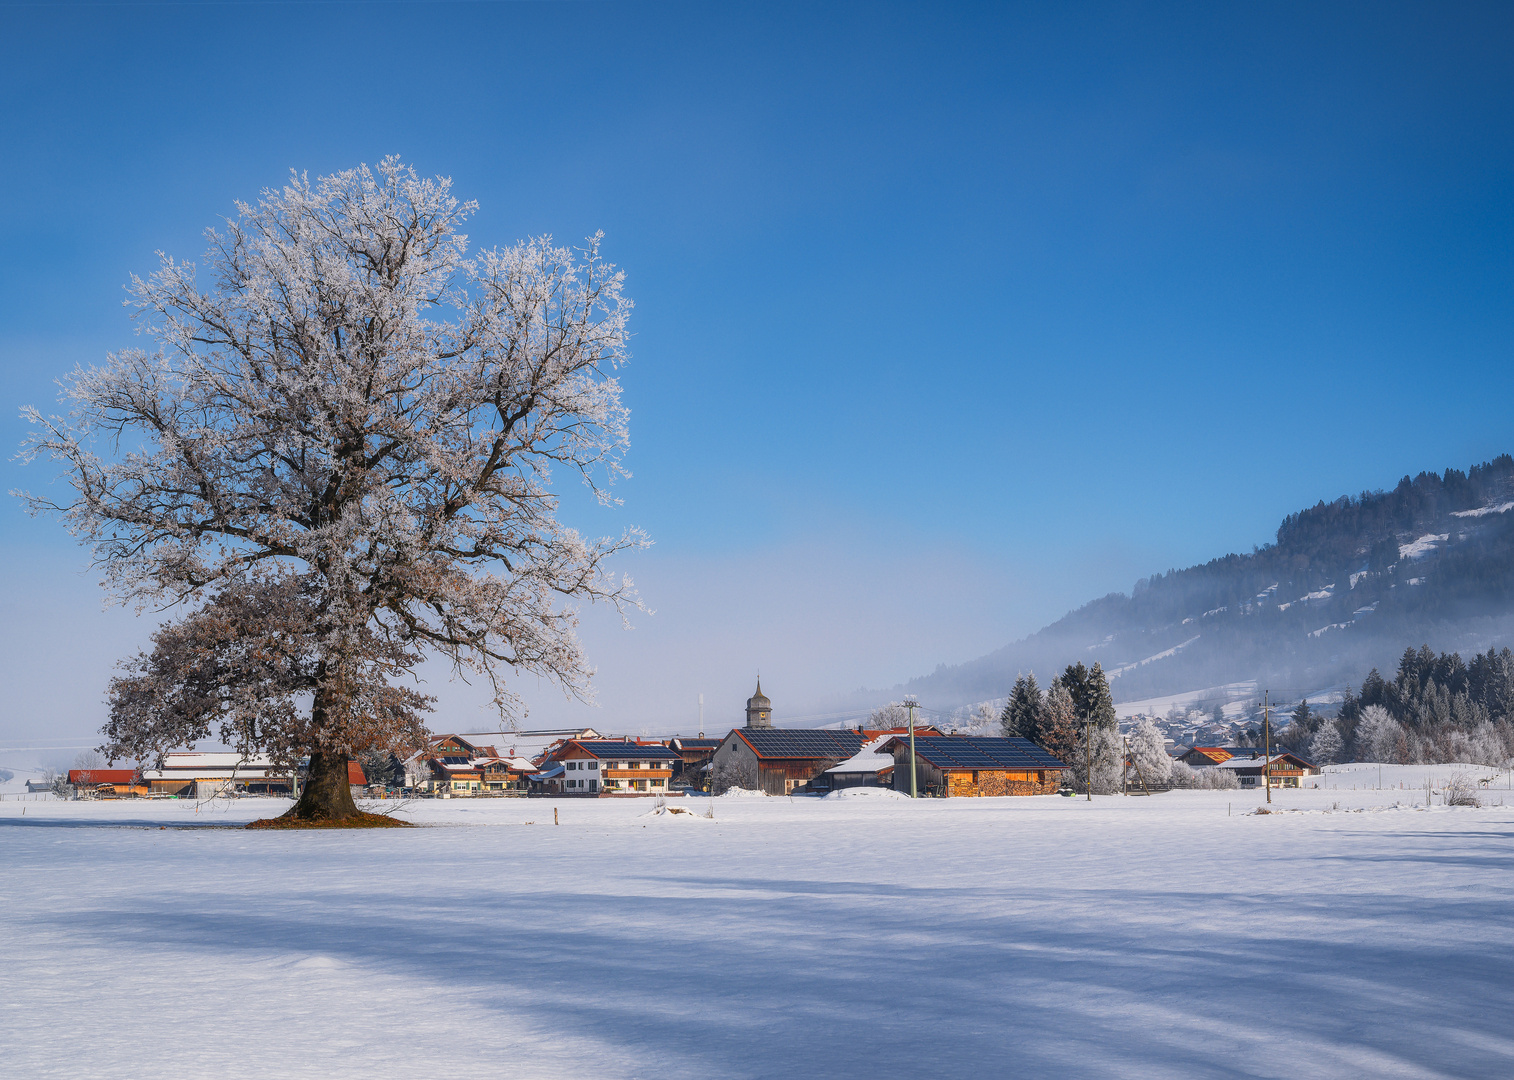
left=49, top=678, right=1318, bottom=802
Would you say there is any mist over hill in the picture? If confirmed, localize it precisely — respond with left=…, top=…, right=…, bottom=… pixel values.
left=866, top=455, right=1514, bottom=712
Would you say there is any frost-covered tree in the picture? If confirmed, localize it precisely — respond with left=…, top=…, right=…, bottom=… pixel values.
left=1127, top=717, right=1172, bottom=784
left=1068, top=724, right=1123, bottom=794
left=19, top=159, right=641, bottom=822
left=1307, top=720, right=1342, bottom=765
left=1355, top=705, right=1404, bottom=764
left=868, top=703, right=911, bottom=729
left=1001, top=673, right=1041, bottom=739
left=1039, top=680, right=1079, bottom=764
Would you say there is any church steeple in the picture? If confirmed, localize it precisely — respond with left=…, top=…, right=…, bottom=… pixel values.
left=745, top=677, right=772, bottom=728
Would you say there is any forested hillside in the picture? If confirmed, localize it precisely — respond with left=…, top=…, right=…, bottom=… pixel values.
left=885, top=456, right=1514, bottom=709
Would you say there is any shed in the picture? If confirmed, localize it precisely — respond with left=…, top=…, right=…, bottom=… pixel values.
left=878, top=736, right=1067, bottom=797
left=816, top=752, right=894, bottom=792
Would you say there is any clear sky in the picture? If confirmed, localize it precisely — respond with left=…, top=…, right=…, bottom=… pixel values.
left=2, top=1, right=1511, bottom=750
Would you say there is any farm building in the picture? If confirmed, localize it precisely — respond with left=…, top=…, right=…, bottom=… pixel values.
left=66, top=769, right=150, bottom=798
left=878, top=736, right=1067, bottom=797
left=709, top=728, right=867, bottom=795
left=139, top=753, right=295, bottom=797
left=813, top=751, right=895, bottom=792
left=669, top=736, right=722, bottom=786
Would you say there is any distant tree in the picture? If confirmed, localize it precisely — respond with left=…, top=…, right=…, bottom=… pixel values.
left=73, top=749, right=107, bottom=772
left=1308, top=721, right=1343, bottom=765
left=1001, top=674, right=1042, bottom=739
left=1291, top=699, right=1313, bottom=730
left=1209, top=702, right=1225, bottom=724
left=19, top=160, right=641, bottom=823
left=1127, top=717, right=1172, bottom=784
left=868, top=703, right=912, bottom=729
left=1039, top=680, right=1079, bottom=764
left=1060, top=662, right=1117, bottom=731
left=1356, top=705, right=1405, bottom=763
left=1068, top=724, right=1123, bottom=794
left=710, top=757, right=758, bottom=796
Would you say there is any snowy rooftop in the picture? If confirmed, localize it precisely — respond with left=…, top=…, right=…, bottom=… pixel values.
left=825, top=753, right=894, bottom=774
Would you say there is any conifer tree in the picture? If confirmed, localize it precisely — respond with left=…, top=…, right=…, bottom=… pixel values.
left=1040, top=679, right=1080, bottom=765
left=1001, top=673, right=1042, bottom=740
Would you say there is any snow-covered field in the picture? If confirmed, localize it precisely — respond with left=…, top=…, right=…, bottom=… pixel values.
left=5, top=769, right=1514, bottom=1079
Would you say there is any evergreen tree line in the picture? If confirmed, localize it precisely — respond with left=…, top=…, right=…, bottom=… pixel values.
left=1269, top=644, right=1514, bottom=767
left=999, top=662, right=1122, bottom=793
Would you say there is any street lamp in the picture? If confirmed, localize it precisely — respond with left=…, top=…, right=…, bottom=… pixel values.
left=903, top=696, right=920, bottom=798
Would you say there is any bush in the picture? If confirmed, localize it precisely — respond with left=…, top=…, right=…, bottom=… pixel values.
left=1444, top=773, right=1481, bottom=807
left=1168, top=760, right=1240, bottom=790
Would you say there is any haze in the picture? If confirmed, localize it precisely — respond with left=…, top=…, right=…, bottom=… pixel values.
left=3, top=2, right=1512, bottom=752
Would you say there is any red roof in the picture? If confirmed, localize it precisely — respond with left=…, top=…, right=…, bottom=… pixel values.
left=348, top=761, right=367, bottom=785
left=68, top=769, right=139, bottom=784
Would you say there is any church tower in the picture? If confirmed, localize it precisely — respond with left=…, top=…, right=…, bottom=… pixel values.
left=745, top=678, right=772, bottom=728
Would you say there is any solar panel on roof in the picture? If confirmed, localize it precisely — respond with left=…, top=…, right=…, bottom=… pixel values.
left=739, top=729, right=865, bottom=758
left=892, top=737, right=1067, bottom=770
left=573, top=741, right=679, bottom=758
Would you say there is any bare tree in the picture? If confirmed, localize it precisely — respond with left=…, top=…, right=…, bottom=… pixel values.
left=19, top=159, right=643, bottom=822
left=710, top=757, right=758, bottom=795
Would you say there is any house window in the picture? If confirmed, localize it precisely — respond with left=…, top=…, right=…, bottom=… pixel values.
left=588, top=761, right=598, bottom=770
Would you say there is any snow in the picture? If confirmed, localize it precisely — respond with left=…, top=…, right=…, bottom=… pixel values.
left=824, top=752, right=894, bottom=774
left=1452, top=501, right=1514, bottom=518
left=1308, top=622, right=1350, bottom=638
left=4, top=778, right=1514, bottom=1078
left=1114, top=682, right=1257, bottom=720
left=1105, top=634, right=1201, bottom=679
left=1398, top=533, right=1449, bottom=560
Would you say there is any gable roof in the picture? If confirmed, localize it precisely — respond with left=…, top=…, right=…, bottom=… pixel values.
left=671, top=738, right=722, bottom=750
left=68, top=769, right=139, bottom=784
left=880, top=736, right=1067, bottom=771
left=824, top=752, right=895, bottom=774
left=735, top=728, right=865, bottom=760
left=562, top=740, right=679, bottom=761
left=428, top=734, right=480, bottom=755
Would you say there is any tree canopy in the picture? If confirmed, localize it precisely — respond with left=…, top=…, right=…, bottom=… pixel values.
left=20, top=159, right=643, bottom=819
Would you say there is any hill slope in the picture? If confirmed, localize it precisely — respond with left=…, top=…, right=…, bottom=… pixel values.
left=887, top=455, right=1514, bottom=709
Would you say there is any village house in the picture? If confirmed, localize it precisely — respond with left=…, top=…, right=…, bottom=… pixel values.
left=1210, top=749, right=1317, bottom=788
left=1178, top=746, right=1237, bottom=767
left=878, top=735, right=1067, bottom=797
left=533, top=739, right=681, bottom=796
left=412, top=734, right=535, bottom=795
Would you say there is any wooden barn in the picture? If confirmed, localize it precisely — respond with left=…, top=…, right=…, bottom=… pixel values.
left=67, top=769, right=150, bottom=798
left=709, top=728, right=867, bottom=795
left=878, top=736, right=1067, bottom=797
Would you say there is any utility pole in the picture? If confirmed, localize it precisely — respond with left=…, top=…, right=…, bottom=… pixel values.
left=904, top=697, right=920, bottom=798
left=698, top=693, right=704, bottom=738
left=1262, top=690, right=1272, bottom=805
left=1123, top=735, right=1130, bottom=796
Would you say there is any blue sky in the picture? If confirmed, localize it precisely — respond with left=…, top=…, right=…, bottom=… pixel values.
left=2, top=1, right=1512, bottom=745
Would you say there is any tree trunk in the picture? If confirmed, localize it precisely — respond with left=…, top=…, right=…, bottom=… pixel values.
left=286, top=750, right=360, bottom=821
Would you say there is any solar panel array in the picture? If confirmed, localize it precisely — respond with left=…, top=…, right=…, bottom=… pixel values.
left=573, top=741, right=680, bottom=760
left=902, top=737, right=1068, bottom=771
left=739, top=729, right=866, bottom=759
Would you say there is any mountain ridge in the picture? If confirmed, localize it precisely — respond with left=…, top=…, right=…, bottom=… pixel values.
left=867, top=455, right=1514, bottom=711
